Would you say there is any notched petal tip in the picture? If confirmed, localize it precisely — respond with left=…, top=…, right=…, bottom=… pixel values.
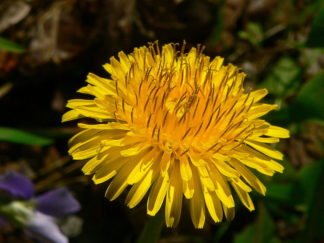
left=62, top=110, right=83, bottom=123
left=265, top=125, right=290, bottom=138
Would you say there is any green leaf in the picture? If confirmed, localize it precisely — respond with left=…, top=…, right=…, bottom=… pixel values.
left=265, top=182, right=296, bottom=204
left=136, top=210, right=164, bottom=243
left=290, top=73, right=324, bottom=121
left=213, top=222, right=230, bottom=241
left=298, top=160, right=324, bottom=242
left=255, top=203, right=276, bottom=243
left=0, top=37, right=26, bottom=53
left=272, top=160, right=297, bottom=181
left=306, top=5, right=324, bottom=47
left=298, top=160, right=324, bottom=207
left=0, top=127, right=54, bottom=146
left=267, top=73, right=324, bottom=123
left=234, top=203, right=279, bottom=243
left=260, top=57, right=302, bottom=98
left=234, top=224, right=255, bottom=243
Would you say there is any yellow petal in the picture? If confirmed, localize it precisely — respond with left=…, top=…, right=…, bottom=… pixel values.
left=147, top=174, right=169, bottom=216
left=127, top=150, right=155, bottom=184
left=248, top=136, right=280, bottom=143
left=62, top=110, right=83, bottom=122
left=86, top=73, right=116, bottom=96
left=197, top=166, right=215, bottom=191
left=249, top=89, right=268, bottom=103
left=189, top=155, right=207, bottom=167
left=223, top=204, right=235, bottom=220
left=102, top=63, right=113, bottom=74
left=245, top=140, right=283, bottom=160
left=233, top=156, right=275, bottom=176
left=211, top=156, right=240, bottom=178
left=120, top=143, right=150, bottom=157
left=68, top=132, right=100, bottom=154
left=183, top=177, right=194, bottom=199
left=180, top=156, right=192, bottom=181
left=66, top=99, right=94, bottom=109
left=74, top=106, right=113, bottom=120
left=210, top=56, right=224, bottom=71
left=78, top=122, right=130, bottom=131
left=190, top=167, right=206, bottom=229
left=230, top=159, right=266, bottom=195
left=165, top=163, right=183, bottom=227
left=92, top=157, right=129, bottom=184
left=263, top=159, right=283, bottom=173
left=125, top=164, right=158, bottom=208
left=70, top=144, right=99, bottom=160
left=82, top=153, right=109, bottom=175
left=248, top=104, right=278, bottom=120
left=208, top=164, right=235, bottom=208
left=118, top=51, right=131, bottom=71
left=105, top=161, right=135, bottom=200
left=77, top=84, right=114, bottom=99
left=203, top=190, right=223, bottom=223
left=231, top=183, right=255, bottom=211
left=68, top=129, right=97, bottom=147
left=236, top=146, right=284, bottom=173
left=265, top=125, right=290, bottom=138
left=230, top=177, right=252, bottom=192
left=110, top=56, right=127, bottom=78
left=160, top=152, right=171, bottom=176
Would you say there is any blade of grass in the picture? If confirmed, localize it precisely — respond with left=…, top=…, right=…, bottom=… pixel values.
left=0, top=37, right=26, bottom=53
left=0, top=127, right=53, bottom=146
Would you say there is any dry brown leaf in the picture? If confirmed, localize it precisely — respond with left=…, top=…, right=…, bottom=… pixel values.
left=0, top=0, right=31, bottom=33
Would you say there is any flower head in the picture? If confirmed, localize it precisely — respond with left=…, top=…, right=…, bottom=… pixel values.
left=63, top=42, right=289, bottom=228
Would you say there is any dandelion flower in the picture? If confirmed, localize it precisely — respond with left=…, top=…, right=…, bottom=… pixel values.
left=62, top=42, right=289, bottom=228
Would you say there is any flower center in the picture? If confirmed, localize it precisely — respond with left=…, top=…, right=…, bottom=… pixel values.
left=112, top=44, right=253, bottom=160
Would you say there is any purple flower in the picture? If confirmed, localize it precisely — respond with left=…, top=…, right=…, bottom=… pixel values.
left=0, top=171, right=81, bottom=243
left=26, top=212, right=69, bottom=243
left=36, top=188, right=81, bottom=218
left=0, top=171, right=34, bottom=199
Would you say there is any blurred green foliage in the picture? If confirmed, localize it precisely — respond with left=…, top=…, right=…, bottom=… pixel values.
left=268, top=73, right=324, bottom=124
left=234, top=203, right=280, bottom=243
left=306, top=6, right=324, bottom=47
left=260, top=57, right=302, bottom=98
left=292, top=74, right=324, bottom=121
left=239, top=22, right=264, bottom=47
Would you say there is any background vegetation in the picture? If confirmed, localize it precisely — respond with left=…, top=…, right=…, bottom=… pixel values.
left=0, top=0, right=323, bottom=242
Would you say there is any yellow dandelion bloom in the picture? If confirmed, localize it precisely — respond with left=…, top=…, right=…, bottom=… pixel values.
left=62, top=42, right=289, bottom=228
